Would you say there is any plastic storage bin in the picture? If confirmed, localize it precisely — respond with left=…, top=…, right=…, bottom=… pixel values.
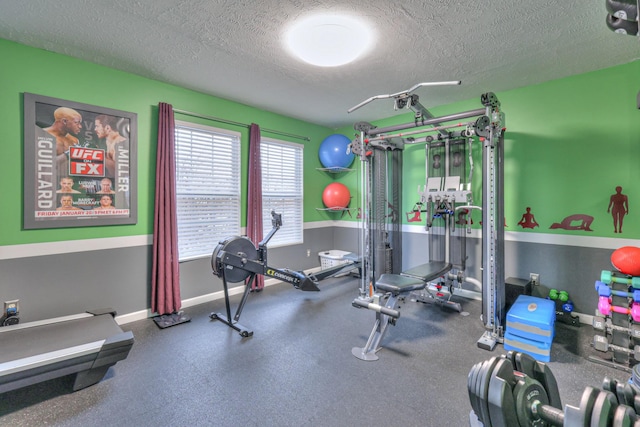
left=318, top=250, right=351, bottom=270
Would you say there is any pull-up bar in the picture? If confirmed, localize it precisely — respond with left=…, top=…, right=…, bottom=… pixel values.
left=347, top=81, right=461, bottom=114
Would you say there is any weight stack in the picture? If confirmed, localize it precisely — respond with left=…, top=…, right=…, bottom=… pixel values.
left=504, top=295, right=556, bottom=362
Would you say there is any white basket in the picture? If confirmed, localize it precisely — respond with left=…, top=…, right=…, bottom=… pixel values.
left=318, top=250, right=351, bottom=269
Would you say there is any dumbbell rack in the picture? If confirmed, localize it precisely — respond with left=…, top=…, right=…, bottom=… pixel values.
left=591, top=270, right=640, bottom=372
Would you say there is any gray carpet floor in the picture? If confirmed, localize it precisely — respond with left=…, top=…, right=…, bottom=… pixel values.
left=0, top=275, right=630, bottom=426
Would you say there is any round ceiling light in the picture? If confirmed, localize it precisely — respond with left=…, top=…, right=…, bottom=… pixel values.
left=285, top=14, right=374, bottom=67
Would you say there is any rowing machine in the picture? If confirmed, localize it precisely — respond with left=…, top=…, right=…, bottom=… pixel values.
left=210, top=211, right=319, bottom=337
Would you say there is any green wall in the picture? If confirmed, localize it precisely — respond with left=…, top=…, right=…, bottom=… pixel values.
left=3, top=36, right=639, bottom=248
left=0, top=38, right=338, bottom=247
left=336, top=60, right=640, bottom=239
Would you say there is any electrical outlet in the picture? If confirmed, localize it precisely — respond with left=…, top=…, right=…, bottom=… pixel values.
left=529, top=273, right=539, bottom=285
left=306, top=249, right=311, bottom=257
left=4, top=300, right=19, bottom=316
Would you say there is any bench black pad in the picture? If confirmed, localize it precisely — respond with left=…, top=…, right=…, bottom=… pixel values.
left=376, top=274, right=426, bottom=294
left=401, top=261, right=452, bottom=282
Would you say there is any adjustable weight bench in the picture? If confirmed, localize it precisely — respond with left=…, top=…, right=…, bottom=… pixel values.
left=0, top=309, right=134, bottom=394
left=402, top=261, right=462, bottom=312
left=351, top=261, right=452, bottom=361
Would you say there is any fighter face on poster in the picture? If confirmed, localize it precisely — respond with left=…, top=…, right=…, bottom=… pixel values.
left=24, top=93, right=137, bottom=229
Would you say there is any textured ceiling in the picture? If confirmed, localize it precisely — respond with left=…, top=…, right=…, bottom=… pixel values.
left=0, top=0, right=638, bottom=128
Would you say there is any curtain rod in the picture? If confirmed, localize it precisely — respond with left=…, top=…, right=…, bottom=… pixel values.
left=173, top=108, right=311, bottom=142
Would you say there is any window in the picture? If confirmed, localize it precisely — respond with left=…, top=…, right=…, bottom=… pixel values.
left=261, top=138, right=304, bottom=247
left=174, top=121, right=241, bottom=260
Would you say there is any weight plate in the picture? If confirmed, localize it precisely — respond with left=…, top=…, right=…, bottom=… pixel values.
left=487, top=358, right=518, bottom=427
left=471, top=359, right=488, bottom=424
left=632, top=365, right=640, bottom=390
left=590, top=390, right=618, bottom=427
left=605, top=0, right=639, bottom=21
left=611, top=404, right=636, bottom=427
left=564, top=386, right=598, bottom=427
left=616, top=382, right=635, bottom=406
left=603, top=377, right=619, bottom=394
left=475, top=359, right=494, bottom=425
left=478, top=357, right=502, bottom=426
left=513, top=375, right=548, bottom=427
left=606, top=14, right=640, bottom=36
left=468, top=362, right=482, bottom=421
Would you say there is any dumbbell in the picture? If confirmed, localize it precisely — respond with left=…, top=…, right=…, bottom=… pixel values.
left=477, top=358, right=632, bottom=426
left=516, top=383, right=637, bottom=427
left=468, top=352, right=563, bottom=426
left=595, top=281, right=640, bottom=302
left=593, top=335, right=640, bottom=361
left=562, top=300, right=574, bottom=313
left=593, top=317, right=640, bottom=339
left=601, top=270, right=640, bottom=289
left=596, top=297, right=640, bottom=322
left=549, top=289, right=569, bottom=302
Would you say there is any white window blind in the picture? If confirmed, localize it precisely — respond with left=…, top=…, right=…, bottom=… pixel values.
left=174, top=121, right=241, bottom=260
left=261, top=139, right=303, bottom=247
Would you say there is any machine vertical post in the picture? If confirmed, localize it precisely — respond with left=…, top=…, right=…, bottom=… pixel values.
left=477, top=111, right=505, bottom=350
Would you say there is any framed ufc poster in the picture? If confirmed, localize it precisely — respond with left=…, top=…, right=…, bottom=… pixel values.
left=23, top=93, right=138, bottom=229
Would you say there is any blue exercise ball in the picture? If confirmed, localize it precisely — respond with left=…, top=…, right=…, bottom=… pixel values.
left=318, top=134, right=354, bottom=169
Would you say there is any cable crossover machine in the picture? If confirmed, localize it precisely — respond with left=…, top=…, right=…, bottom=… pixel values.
left=347, top=82, right=506, bottom=360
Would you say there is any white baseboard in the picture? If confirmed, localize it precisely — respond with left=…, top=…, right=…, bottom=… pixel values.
left=115, top=266, right=322, bottom=325
left=116, top=267, right=595, bottom=328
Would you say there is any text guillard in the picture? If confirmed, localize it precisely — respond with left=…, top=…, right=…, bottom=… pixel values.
left=36, top=137, right=54, bottom=209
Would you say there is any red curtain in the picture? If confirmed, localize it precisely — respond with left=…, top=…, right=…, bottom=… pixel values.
left=151, top=102, right=181, bottom=314
left=247, top=123, right=264, bottom=291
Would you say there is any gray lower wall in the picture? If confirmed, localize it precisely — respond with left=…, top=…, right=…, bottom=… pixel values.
left=1, top=245, right=152, bottom=322
left=0, top=227, right=337, bottom=322
left=335, top=225, right=612, bottom=315
left=0, top=224, right=616, bottom=323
